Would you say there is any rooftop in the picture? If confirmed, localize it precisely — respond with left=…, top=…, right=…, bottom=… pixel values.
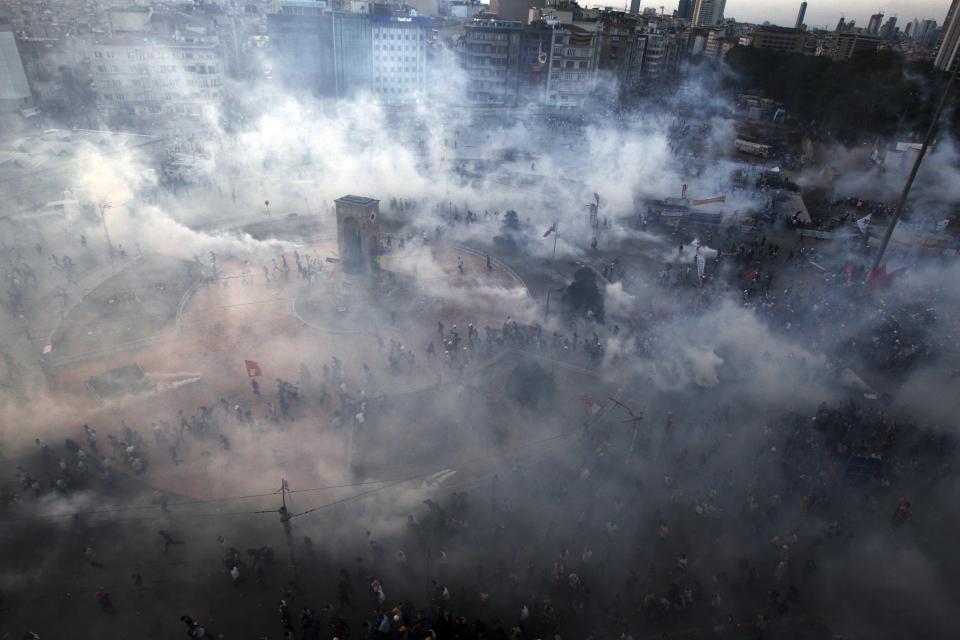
left=336, top=195, right=380, bottom=206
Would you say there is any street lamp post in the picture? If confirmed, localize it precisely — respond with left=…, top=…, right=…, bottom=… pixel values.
left=543, top=218, right=560, bottom=320
left=99, top=202, right=115, bottom=261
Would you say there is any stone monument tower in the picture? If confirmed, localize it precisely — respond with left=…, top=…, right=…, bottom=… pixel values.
left=334, top=195, right=380, bottom=274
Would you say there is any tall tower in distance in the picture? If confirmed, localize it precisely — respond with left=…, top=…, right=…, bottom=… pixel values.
left=795, top=1, right=807, bottom=29
left=692, top=0, right=725, bottom=26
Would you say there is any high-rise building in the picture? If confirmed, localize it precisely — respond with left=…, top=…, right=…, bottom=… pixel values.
left=935, top=0, right=960, bottom=70
left=879, top=16, right=898, bottom=39
left=333, top=12, right=372, bottom=97
left=267, top=2, right=336, bottom=97
left=677, top=0, right=693, bottom=20
left=518, top=21, right=553, bottom=104
left=543, top=24, right=599, bottom=109
left=835, top=16, right=846, bottom=32
left=866, top=12, right=884, bottom=35
left=795, top=1, right=807, bottom=29
left=371, top=15, right=429, bottom=105
left=692, top=0, right=725, bottom=26
left=918, top=19, right=938, bottom=44
left=461, top=18, right=524, bottom=105
left=630, top=0, right=641, bottom=15
left=905, top=18, right=918, bottom=38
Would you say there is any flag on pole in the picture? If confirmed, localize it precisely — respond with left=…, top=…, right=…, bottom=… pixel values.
left=543, top=223, right=557, bottom=238
left=244, top=359, right=261, bottom=379
left=593, top=192, right=600, bottom=206
left=856, top=214, right=872, bottom=234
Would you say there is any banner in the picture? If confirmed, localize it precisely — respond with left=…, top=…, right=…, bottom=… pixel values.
left=244, top=360, right=262, bottom=379
left=691, top=196, right=725, bottom=206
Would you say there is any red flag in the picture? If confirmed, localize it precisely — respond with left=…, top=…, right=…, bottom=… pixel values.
left=244, top=360, right=261, bottom=379
left=543, top=223, right=556, bottom=238
left=593, top=192, right=600, bottom=206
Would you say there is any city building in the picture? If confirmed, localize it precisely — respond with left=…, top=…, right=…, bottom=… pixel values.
left=905, top=19, right=918, bottom=39
left=866, top=12, right=884, bottom=35
left=266, top=1, right=336, bottom=97
left=879, top=16, right=898, bottom=39
left=461, top=17, right=524, bottom=105
left=629, top=0, right=641, bottom=15
left=829, top=31, right=881, bottom=60
left=333, top=12, right=373, bottom=97
left=88, top=36, right=224, bottom=128
left=691, top=0, right=725, bottom=27
left=619, top=31, right=647, bottom=91
left=544, top=23, right=599, bottom=109
left=371, top=14, right=429, bottom=104
left=751, top=26, right=805, bottom=53
left=795, top=1, right=807, bottom=30
left=487, top=0, right=544, bottom=23
left=517, top=20, right=554, bottom=104
left=934, top=0, right=960, bottom=70
left=677, top=0, right=693, bottom=21
left=917, top=19, right=938, bottom=45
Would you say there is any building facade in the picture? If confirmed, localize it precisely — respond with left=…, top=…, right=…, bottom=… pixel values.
left=935, top=0, right=960, bottom=71
left=545, top=24, right=599, bottom=109
left=333, top=12, right=373, bottom=96
left=89, top=37, right=224, bottom=127
left=267, top=3, right=336, bottom=97
left=751, top=26, right=805, bottom=53
left=371, top=15, right=429, bottom=104
left=461, top=18, right=524, bottom=105
left=692, top=0, right=725, bottom=27
left=829, top=32, right=881, bottom=60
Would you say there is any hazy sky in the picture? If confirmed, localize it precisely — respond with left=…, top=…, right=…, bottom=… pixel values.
left=594, top=0, right=951, bottom=29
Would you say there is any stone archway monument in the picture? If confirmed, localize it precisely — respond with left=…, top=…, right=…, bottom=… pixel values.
left=335, top=195, right=380, bottom=274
